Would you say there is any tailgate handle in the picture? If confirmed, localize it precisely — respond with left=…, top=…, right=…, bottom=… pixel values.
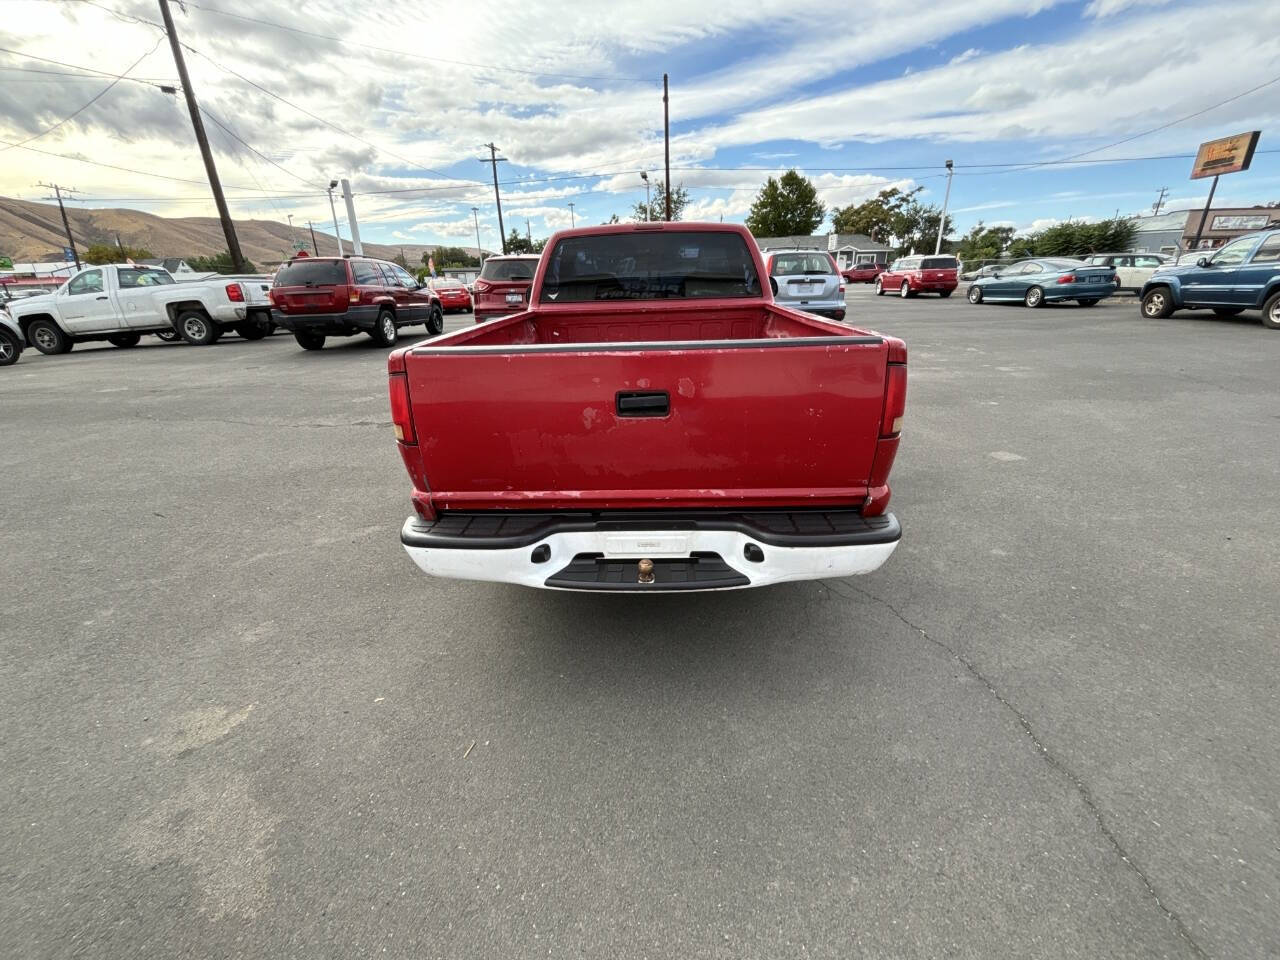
left=616, top=391, right=670, bottom=417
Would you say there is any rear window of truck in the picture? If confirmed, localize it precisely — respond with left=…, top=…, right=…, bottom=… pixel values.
left=274, top=261, right=347, bottom=286
left=540, top=231, right=761, bottom=302
left=480, top=259, right=537, bottom=282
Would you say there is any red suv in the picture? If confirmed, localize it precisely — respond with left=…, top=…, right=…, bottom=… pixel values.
left=428, top=277, right=472, bottom=313
left=875, top=255, right=959, bottom=298
left=270, top=256, right=443, bottom=350
left=841, top=262, right=886, bottom=284
left=472, top=254, right=540, bottom=323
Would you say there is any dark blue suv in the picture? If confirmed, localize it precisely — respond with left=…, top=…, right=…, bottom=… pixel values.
left=1140, top=229, right=1280, bottom=329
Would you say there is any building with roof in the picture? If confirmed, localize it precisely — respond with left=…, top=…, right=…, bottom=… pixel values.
left=753, top=231, right=891, bottom=268
left=1130, top=206, right=1280, bottom=255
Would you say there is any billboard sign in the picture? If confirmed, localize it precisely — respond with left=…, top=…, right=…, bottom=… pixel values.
left=1210, top=214, right=1271, bottom=231
left=1190, top=131, right=1261, bottom=180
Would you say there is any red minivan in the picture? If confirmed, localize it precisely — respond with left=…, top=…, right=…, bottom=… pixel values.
left=472, top=254, right=541, bottom=323
left=875, top=255, right=959, bottom=298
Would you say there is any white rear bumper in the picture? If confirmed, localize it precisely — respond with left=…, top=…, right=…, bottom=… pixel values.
left=402, top=523, right=899, bottom=592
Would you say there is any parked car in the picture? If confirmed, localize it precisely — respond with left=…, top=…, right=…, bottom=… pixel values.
left=269, top=256, right=443, bottom=351
left=472, top=254, right=540, bottom=323
left=961, top=263, right=1005, bottom=282
left=0, top=308, right=24, bottom=366
left=389, top=222, right=906, bottom=591
left=1080, top=253, right=1169, bottom=293
left=428, top=277, right=472, bottom=313
left=841, top=261, right=886, bottom=284
left=765, top=249, right=846, bottom=321
left=876, top=255, right=959, bottom=298
left=966, top=258, right=1116, bottom=307
left=1139, top=229, right=1280, bottom=329
left=5, top=263, right=273, bottom=354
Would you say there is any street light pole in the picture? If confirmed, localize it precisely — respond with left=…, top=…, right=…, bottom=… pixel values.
left=326, top=180, right=343, bottom=256
left=663, top=73, right=672, bottom=221
left=640, top=170, right=650, bottom=221
left=471, top=206, right=483, bottom=264
left=935, top=159, right=954, bottom=255
left=568, top=202, right=576, bottom=228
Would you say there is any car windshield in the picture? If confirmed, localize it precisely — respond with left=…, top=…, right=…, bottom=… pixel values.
left=770, top=253, right=833, bottom=276
left=540, top=231, right=761, bottom=302
left=274, top=260, right=347, bottom=286
left=480, top=259, right=536, bottom=282
left=116, top=268, right=175, bottom=288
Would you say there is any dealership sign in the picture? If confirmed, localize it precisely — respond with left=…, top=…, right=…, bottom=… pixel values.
left=1211, top=214, right=1270, bottom=231
left=1190, top=131, right=1261, bottom=180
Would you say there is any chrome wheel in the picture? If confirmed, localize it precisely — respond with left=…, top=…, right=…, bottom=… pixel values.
left=183, top=315, right=209, bottom=340
left=968, top=286, right=982, bottom=304
left=0, top=334, right=15, bottom=364
left=381, top=315, right=395, bottom=341
left=1024, top=286, right=1043, bottom=308
left=33, top=326, right=58, bottom=351
left=900, top=281, right=910, bottom=298
left=1143, top=292, right=1166, bottom=317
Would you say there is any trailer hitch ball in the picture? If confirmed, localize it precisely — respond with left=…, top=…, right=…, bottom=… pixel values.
left=637, top=558, right=655, bottom=583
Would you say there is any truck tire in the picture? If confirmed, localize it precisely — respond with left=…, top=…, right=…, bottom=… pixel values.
left=939, top=289, right=953, bottom=298
left=426, top=304, right=444, bottom=336
left=0, top=328, right=20, bottom=366
left=28, top=318, right=72, bottom=355
left=1262, top=291, right=1280, bottom=330
left=236, top=322, right=268, bottom=340
left=108, top=333, right=141, bottom=348
left=1141, top=287, right=1174, bottom=319
left=177, top=310, right=219, bottom=345
left=155, top=329, right=181, bottom=342
left=368, top=309, right=398, bottom=347
left=1023, top=286, right=1044, bottom=308
left=294, top=331, right=326, bottom=351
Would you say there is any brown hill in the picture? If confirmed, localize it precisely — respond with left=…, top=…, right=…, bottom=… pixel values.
left=0, top=196, right=484, bottom=266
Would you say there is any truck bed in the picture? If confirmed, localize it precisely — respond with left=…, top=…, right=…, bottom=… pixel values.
left=392, top=302, right=898, bottom=515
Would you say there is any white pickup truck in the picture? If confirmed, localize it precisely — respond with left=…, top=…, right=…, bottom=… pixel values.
left=7, top=263, right=273, bottom=354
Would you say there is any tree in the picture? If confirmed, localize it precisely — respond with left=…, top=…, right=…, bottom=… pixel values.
left=504, top=229, right=546, bottom=255
left=632, top=180, right=689, bottom=222
left=1005, top=218, right=1137, bottom=260
left=955, top=222, right=1016, bottom=268
left=83, top=243, right=153, bottom=265
left=187, top=250, right=257, bottom=274
left=421, top=246, right=480, bottom=270
left=392, top=252, right=410, bottom=269
left=744, top=170, right=826, bottom=237
left=828, top=186, right=951, bottom=256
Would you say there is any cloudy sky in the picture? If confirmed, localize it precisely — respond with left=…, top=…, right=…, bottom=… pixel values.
left=2, top=0, right=1279, bottom=250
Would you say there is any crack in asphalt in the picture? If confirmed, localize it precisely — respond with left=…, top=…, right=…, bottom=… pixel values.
left=819, top=577, right=1210, bottom=960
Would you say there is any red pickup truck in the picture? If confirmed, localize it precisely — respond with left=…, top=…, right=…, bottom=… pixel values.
left=388, top=223, right=906, bottom=591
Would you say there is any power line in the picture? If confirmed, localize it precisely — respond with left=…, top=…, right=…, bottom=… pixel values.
left=197, top=104, right=321, bottom=188
left=181, top=41, right=481, bottom=185
left=0, top=46, right=176, bottom=88
left=0, top=35, right=165, bottom=152
left=180, top=0, right=657, bottom=84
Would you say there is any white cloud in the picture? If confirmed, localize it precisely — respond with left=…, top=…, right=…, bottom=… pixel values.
left=1084, top=0, right=1174, bottom=17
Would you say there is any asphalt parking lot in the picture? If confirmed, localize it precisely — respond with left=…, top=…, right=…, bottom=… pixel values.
left=3, top=289, right=1278, bottom=959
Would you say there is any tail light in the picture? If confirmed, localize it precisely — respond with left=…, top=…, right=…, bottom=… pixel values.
left=225, top=282, right=244, bottom=302
left=880, top=338, right=907, bottom=437
left=1057, top=274, right=1077, bottom=284
left=839, top=283, right=846, bottom=295
left=349, top=288, right=360, bottom=303
left=473, top=279, right=491, bottom=294
left=389, top=373, right=415, bottom=444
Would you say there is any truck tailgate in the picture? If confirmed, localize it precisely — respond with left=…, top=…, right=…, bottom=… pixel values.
left=402, top=336, right=891, bottom=511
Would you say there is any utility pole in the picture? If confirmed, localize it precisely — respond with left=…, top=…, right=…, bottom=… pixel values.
left=157, top=0, right=247, bottom=273
left=38, top=182, right=80, bottom=269
left=1152, top=186, right=1169, bottom=216
left=640, top=171, right=650, bottom=221
left=286, top=213, right=295, bottom=251
left=340, top=178, right=363, bottom=255
left=307, top=220, right=318, bottom=255
left=479, top=143, right=508, bottom=254
left=663, top=74, right=671, bottom=221
left=568, top=202, right=576, bottom=228
left=115, top=232, right=126, bottom=259
left=526, top=218, right=531, bottom=245
left=934, top=159, right=954, bottom=255
left=471, top=207, right=483, bottom=264
left=326, top=180, right=343, bottom=256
